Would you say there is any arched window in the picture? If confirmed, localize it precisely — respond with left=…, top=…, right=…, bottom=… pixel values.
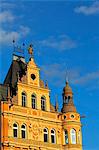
left=64, top=96, right=71, bottom=104
left=31, top=94, right=36, bottom=109
left=78, top=130, right=81, bottom=144
left=70, top=129, right=76, bottom=144
left=41, top=96, right=46, bottom=111
left=21, top=124, right=26, bottom=138
left=22, top=92, right=26, bottom=107
left=64, top=96, right=67, bottom=103
left=44, top=128, right=48, bottom=142
left=13, top=123, right=18, bottom=137
left=65, top=130, right=68, bottom=144
left=51, top=129, right=56, bottom=144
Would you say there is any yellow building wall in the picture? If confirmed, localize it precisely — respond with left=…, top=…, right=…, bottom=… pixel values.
left=1, top=58, right=83, bottom=150
left=17, top=83, right=50, bottom=111
left=1, top=103, right=82, bottom=150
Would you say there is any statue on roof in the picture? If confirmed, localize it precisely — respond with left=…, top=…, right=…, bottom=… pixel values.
left=28, top=44, right=33, bottom=56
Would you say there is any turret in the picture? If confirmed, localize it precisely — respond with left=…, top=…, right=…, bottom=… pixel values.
left=61, top=81, right=76, bottom=113
left=61, top=81, right=82, bottom=150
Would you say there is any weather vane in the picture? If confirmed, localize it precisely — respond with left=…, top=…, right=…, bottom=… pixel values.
left=12, top=40, right=24, bottom=56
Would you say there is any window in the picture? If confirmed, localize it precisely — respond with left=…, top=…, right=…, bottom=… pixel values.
left=68, top=96, right=70, bottom=100
left=71, top=114, right=74, bottom=118
left=78, top=130, right=81, bottom=144
left=65, top=130, right=68, bottom=144
left=22, top=92, right=26, bottom=107
left=31, top=94, right=36, bottom=109
left=64, top=115, right=66, bottom=120
left=64, top=96, right=67, bottom=103
left=31, top=74, right=36, bottom=80
left=51, top=129, right=56, bottom=144
left=64, top=96, right=71, bottom=104
left=41, top=96, right=46, bottom=111
left=64, top=96, right=69, bottom=104
left=13, top=123, right=18, bottom=137
left=70, top=129, right=76, bottom=144
left=21, top=124, right=26, bottom=138
left=44, top=128, right=48, bottom=142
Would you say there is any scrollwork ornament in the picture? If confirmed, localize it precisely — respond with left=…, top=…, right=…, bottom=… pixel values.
left=8, top=120, right=12, bottom=129
left=32, top=124, right=39, bottom=140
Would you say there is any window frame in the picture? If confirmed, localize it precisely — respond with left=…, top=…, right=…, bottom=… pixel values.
left=70, top=128, right=76, bottom=144
left=22, top=92, right=26, bottom=107
left=31, top=94, right=36, bottom=109
left=41, top=96, right=46, bottom=111
left=51, top=129, right=56, bottom=144
left=13, top=123, right=18, bottom=138
left=44, top=128, right=48, bottom=142
left=64, top=130, right=68, bottom=144
left=21, top=124, right=26, bottom=139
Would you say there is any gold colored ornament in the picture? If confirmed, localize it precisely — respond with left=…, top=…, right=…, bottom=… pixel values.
left=28, top=44, right=33, bottom=55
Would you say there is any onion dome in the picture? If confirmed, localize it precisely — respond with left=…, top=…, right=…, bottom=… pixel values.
left=61, top=81, right=76, bottom=113
left=63, top=81, right=73, bottom=97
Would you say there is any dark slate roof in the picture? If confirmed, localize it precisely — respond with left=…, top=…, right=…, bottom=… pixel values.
left=0, top=84, right=8, bottom=101
left=3, top=59, right=27, bottom=96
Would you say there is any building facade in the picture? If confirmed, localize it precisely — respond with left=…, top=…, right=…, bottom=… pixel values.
left=0, top=46, right=83, bottom=150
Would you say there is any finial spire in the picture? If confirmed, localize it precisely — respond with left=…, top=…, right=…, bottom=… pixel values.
left=65, top=69, right=69, bottom=84
left=55, top=95, right=58, bottom=112
left=12, top=39, right=15, bottom=52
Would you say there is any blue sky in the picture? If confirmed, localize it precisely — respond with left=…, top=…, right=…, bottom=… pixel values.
left=0, top=1, right=99, bottom=150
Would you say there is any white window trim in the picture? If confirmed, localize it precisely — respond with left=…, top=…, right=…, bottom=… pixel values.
left=22, top=92, right=26, bottom=107
left=21, top=124, right=26, bottom=139
left=70, top=129, right=76, bottom=144
left=44, top=128, right=48, bottom=142
left=13, top=123, right=18, bottom=138
left=51, top=129, right=56, bottom=144
left=41, top=96, right=46, bottom=111
left=31, top=94, right=36, bottom=109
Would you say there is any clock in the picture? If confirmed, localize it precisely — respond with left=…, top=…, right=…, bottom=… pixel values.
left=31, top=74, right=36, bottom=80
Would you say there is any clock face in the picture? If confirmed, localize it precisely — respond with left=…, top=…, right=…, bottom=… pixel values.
left=31, top=74, right=36, bottom=80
